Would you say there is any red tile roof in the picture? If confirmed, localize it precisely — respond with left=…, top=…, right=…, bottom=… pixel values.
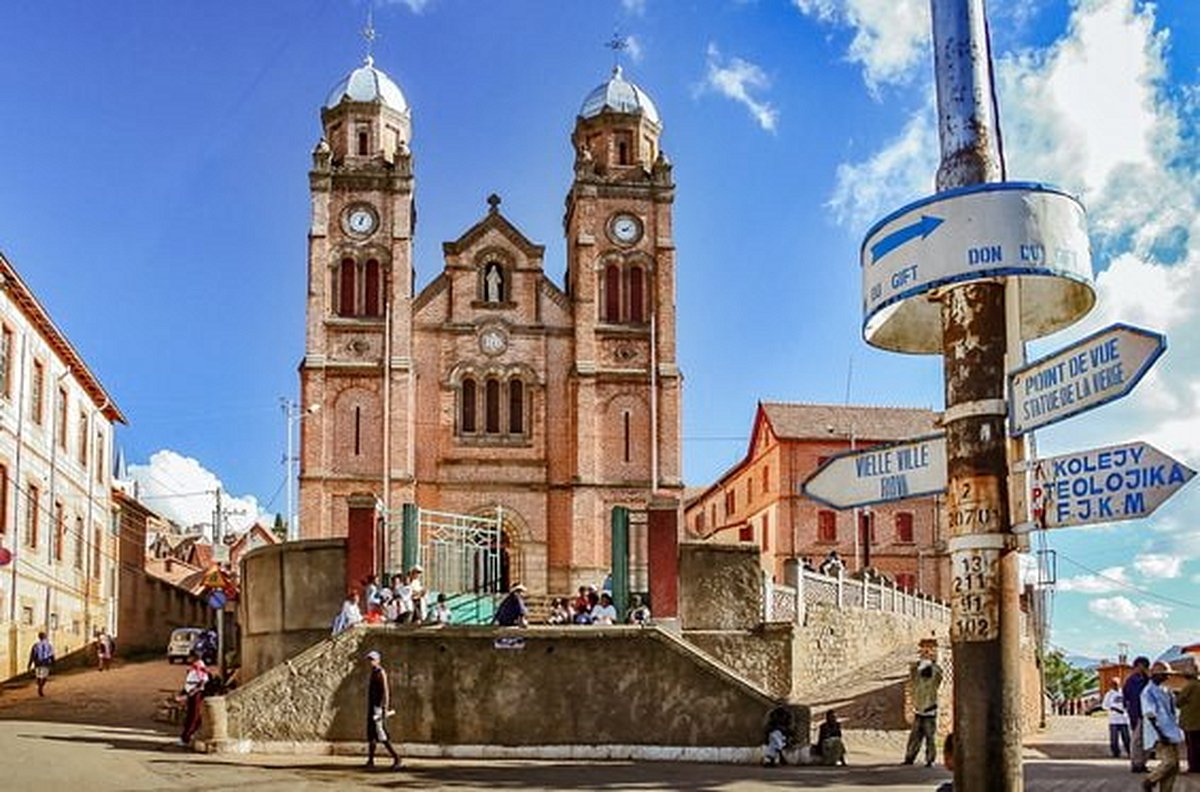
left=760, top=402, right=939, bottom=442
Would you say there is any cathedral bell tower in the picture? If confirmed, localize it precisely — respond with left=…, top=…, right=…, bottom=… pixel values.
left=299, top=53, right=417, bottom=538
left=562, top=64, right=683, bottom=587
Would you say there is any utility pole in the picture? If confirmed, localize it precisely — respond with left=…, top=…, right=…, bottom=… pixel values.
left=930, top=1, right=1023, bottom=789
left=213, top=488, right=225, bottom=684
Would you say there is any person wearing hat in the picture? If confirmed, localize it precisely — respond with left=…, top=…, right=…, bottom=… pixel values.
left=1140, top=660, right=1183, bottom=790
left=493, top=583, right=528, bottom=627
left=1175, top=660, right=1200, bottom=774
left=364, top=650, right=400, bottom=771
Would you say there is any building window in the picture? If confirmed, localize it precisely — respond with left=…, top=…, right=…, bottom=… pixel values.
left=895, top=512, right=915, bottom=544
left=817, top=510, right=837, bottom=543
left=78, top=411, right=89, bottom=466
left=338, top=258, right=356, bottom=316
left=21, top=605, right=33, bottom=626
left=74, top=516, right=84, bottom=570
left=461, top=378, right=477, bottom=433
left=628, top=266, right=644, bottom=323
left=600, top=263, right=650, bottom=324
left=763, top=465, right=769, bottom=493
left=31, top=360, right=45, bottom=425
left=860, top=511, right=876, bottom=544
left=364, top=259, right=382, bottom=316
left=623, top=411, right=631, bottom=463
left=482, top=262, right=506, bottom=303
left=710, top=504, right=717, bottom=529
left=92, top=525, right=102, bottom=579
left=56, top=386, right=68, bottom=450
left=357, top=129, right=369, bottom=156
left=724, top=490, right=735, bottom=518
left=24, top=483, right=39, bottom=548
left=353, top=406, right=362, bottom=456
left=484, top=379, right=501, bottom=434
left=53, top=501, right=64, bottom=562
left=95, top=429, right=105, bottom=483
left=0, top=464, right=6, bottom=535
left=762, top=513, right=771, bottom=552
left=508, top=379, right=524, bottom=434
left=695, top=511, right=706, bottom=534
left=896, top=572, right=917, bottom=592
left=0, top=325, right=12, bottom=399
left=738, top=523, right=753, bottom=542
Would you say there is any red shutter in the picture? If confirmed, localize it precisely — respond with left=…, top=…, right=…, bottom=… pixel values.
left=338, top=259, right=356, bottom=316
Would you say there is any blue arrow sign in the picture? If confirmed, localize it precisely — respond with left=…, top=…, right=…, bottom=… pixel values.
left=869, top=214, right=944, bottom=263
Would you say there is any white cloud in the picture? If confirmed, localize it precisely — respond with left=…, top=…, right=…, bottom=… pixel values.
left=1058, top=566, right=1131, bottom=594
left=792, top=0, right=929, bottom=93
left=621, top=0, right=646, bottom=15
left=625, top=34, right=644, bottom=64
left=1088, top=595, right=1170, bottom=641
left=381, top=0, right=433, bottom=12
left=1133, top=553, right=1183, bottom=580
left=700, top=43, right=778, bottom=132
left=127, top=449, right=272, bottom=538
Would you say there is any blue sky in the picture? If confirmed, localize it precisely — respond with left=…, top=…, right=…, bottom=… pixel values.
left=1, top=0, right=1197, bottom=659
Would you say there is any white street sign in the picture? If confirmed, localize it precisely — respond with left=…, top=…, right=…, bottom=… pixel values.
left=1023, top=441, right=1195, bottom=531
left=213, top=544, right=230, bottom=564
left=1009, top=323, right=1165, bottom=436
left=861, top=182, right=1095, bottom=354
left=802, top=434, right=946, bottom=511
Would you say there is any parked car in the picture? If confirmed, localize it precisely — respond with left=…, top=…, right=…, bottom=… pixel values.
left=166, top=627, right=204, bottom=663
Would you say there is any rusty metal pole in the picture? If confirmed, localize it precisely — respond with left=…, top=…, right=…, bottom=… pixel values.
left=931, top=1, right=1024, bottom=790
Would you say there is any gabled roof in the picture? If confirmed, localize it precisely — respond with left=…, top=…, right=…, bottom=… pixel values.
left=0, top=252, right=126, bottom=423
left=760, top=402, right=939, bottom=442
left=441, top=201, right=545, bottom=260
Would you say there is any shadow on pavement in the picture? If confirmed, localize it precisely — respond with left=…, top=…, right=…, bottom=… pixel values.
left=34, top=730, right=173, bottom=753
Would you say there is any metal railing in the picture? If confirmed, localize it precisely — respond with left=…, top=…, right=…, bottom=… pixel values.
left=765, top=568, right=951, bottom=625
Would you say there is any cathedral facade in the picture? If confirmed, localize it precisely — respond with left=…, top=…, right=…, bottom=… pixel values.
left=298, top=56, right=682, bottom=594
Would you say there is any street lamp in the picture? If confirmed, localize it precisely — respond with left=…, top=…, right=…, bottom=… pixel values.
left=281, top=399, right=320, bottom=542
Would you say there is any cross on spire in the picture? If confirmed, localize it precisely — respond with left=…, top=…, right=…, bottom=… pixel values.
left=362, top=5, right=378, bottom=63
left=605, top=28, right=628, bottom=70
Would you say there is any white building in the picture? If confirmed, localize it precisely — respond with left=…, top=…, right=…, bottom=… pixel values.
left=0, top=253, right=125, bottom=680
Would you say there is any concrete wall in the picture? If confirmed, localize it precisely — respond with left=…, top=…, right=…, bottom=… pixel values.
left=117, top=572, right=209, bottom=655
left=678, top=542, right=762, bottom=631
left=239, top=538, right=346, bottom=680
left=682, top=624, right=794, bottom=699
left=223, top=625, right=785, bottom=750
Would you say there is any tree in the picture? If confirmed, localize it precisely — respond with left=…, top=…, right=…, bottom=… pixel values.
left=1043, top=649, right=1097, bottom=703
left=272, top=513, right=287, bottom=542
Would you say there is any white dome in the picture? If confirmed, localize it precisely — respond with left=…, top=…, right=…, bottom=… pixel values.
left=325, top=56, right=408, bottom=112
left=579, top=65, right=660, bottom=125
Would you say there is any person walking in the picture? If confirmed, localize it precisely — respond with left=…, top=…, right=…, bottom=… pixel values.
left=1101, top=677, right=1131, bottom=757
left=903, top=656, right=943, bottom=766
left=95, top=630, right=114, bottom=672
left=179, top=651, right=209, bottom=746
left=1141, top=661, right=1184, bottom=791
left=27, top=631, right=55, bottom=697
left=1175, top=662, right=1200, bottom=774
left=1125, top=655, right=1153, bottom=773
left=364, top=650, right=400, bottom=771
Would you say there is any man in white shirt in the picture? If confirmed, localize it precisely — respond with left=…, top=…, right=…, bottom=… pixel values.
left=1101, top=678, right=1131, bottom=758
left=591, top=592, right=618, bottom=625
left=1141, top=661, right=1184, bottom=791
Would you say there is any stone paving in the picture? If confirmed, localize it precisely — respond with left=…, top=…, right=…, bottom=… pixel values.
left=2, top=660, right=1198, bottom=790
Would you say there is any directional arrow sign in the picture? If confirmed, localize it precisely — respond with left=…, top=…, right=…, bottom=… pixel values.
left=802, top=433, right=946, bottom=510
left=1025, top=441, right=1195, bottom=531
left=861, top=182, right=1095, bottom=354
left=1009, top=323, right=1165, bottom=436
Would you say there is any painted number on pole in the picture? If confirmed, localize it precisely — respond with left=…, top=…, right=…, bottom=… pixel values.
left=1009, top=323, right=1166, bottom=436
left=951, top=549, right=1000, bottom=642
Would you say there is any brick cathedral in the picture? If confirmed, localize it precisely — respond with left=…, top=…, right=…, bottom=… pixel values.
left=297, top=55, right=682, bottom=594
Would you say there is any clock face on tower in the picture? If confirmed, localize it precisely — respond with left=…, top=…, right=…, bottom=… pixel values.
left=343, top=205, right=378, bottom=237
left=608, top=213, right=643, bottom=245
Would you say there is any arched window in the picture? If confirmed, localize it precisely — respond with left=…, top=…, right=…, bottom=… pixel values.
left=604, top=264, right=621, bottom=322
left=508, top=379, right=524, bottom=434
left=629, top=266, right=645, bottom=323
left=357, top=130, right=369, bottom=156
left=338, top=258, right=356, bottom=317
left=364, top=259, right=381, bottom=316
left=485, top=379, right=501, bottom=434
left=461, top=378, right=477, bottom=433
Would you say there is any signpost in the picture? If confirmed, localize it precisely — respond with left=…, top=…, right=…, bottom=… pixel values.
left=1009, top=323, right=1165, bottom=436
left=861, top=182, right=1095, bottom=354
left=802, top=434, right=947, bottom=510
left=1022, top=441, right=1195, bottom=532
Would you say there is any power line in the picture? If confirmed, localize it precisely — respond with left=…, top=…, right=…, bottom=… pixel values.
left=1056, top=552, right=1200, bottom=612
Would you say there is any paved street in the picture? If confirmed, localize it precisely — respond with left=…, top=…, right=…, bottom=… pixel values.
left=2, top=660, right=1197, bottom=790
